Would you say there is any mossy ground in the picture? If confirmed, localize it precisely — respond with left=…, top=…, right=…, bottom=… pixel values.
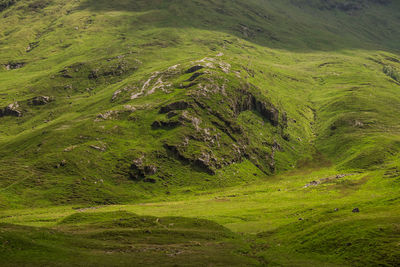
left=0, top=0, right=400, bottom=266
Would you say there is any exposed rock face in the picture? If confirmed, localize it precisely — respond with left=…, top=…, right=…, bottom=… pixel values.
left=235, top=91, right=280, bottom=126
left=28, top=96, right=53, bottom=106
left=154, top=63, right=287, bottom=175
left=163, top=144, right=218, bottom=174
left=304, top=174, right=355, bottom=188
left=194, top=151, right=219, bottom=175
left=129, top=157, right=158, bottom=181
left=114, top=60, right=293, bottom=180
left=159, top=101, right=189, bottom=114
left=144, top=165, right=157, bottom=175
left=4, top=62, right=25, bottom=70
left=0, top=102, right=22, bottom=117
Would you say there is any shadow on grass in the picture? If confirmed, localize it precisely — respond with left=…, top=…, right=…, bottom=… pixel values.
left=76, top=0, right=400, bottom=52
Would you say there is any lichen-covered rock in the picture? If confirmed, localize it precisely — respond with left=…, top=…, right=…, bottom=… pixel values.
left=0, top=102, right=22, bottom=117
left=28, top=96, right=54, bottom=106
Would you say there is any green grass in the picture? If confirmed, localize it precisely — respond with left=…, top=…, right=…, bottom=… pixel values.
left=0, top=0, right=400, bottom=265
left=1, top=167, right=400, bottom=266
left=0, top=214, right=257, bottom=267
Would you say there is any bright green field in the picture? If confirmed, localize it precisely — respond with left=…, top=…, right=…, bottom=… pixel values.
left=1, top=0, right=400, bottom=266
left=2, top=167, right=400, bottom=266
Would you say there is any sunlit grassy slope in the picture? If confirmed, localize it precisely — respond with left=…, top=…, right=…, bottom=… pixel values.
left=0, top=0, right=400, bottom=266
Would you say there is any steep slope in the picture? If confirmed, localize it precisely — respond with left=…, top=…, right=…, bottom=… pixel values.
left=0, top=0, right=399, bottom=208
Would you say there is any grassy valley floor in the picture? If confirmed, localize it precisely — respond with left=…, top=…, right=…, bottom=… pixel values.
left=1, top=165, right=400, bottom=266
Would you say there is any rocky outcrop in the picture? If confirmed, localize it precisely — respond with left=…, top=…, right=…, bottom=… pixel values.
left=194, top=151, right=219, bottom=175
left=0, top=102, right=22, bottom=117
left=304, top=174, right=355, bottom=188
left=163, top=143, right=219, bottom=174
left=240, top=93, right=280, bottom=126
left=151, top=64, right=288, bottom=176
left=4, top=62, right=25, bottom=70
left=113, top=61, right=292, bottom=181
left=28, top=96, right=53, bottom=106
left=129, top=157, right=158, bottom=182
left=95, top=110, right=120, bottom=121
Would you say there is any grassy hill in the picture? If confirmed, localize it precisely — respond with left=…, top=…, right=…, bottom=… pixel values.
left=0, top=0, right=400, bottom=265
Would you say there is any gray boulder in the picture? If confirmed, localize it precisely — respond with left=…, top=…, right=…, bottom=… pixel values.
left=0, top=102, right=22, bottom=117
left=28, top=96, right=54, bottom=106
